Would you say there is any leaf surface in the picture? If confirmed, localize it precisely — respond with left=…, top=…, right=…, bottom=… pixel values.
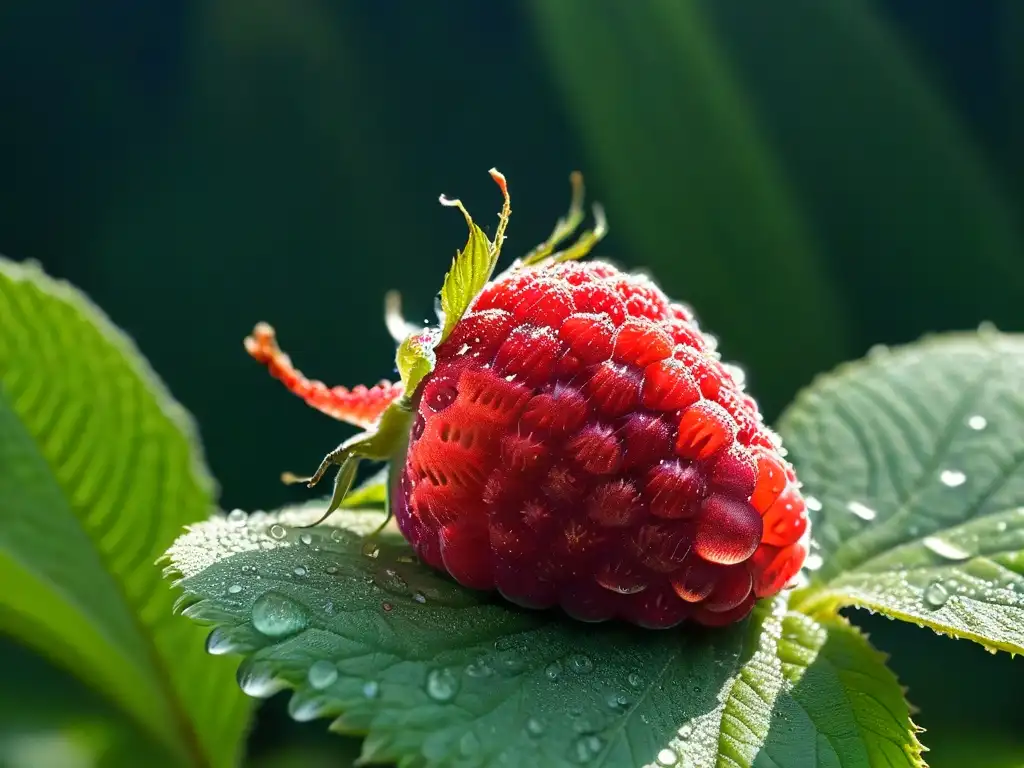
left=780, top=331, right=1024, bottom=653
left=0, top=259, right=251, bottom=767
left=166, top=503, right=923, bottom=767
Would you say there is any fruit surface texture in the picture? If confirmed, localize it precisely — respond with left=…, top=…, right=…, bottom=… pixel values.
left=395, top=260, right=808, bottom=629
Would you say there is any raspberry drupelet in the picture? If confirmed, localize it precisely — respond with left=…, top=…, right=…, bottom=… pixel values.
left=245, top=170, right=809, bottom=629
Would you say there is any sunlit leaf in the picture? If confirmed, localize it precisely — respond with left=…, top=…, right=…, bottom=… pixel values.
left=0, top=258, right=251, bottom=767
left=437, top=202, right=497, bottom=344
left=165, top=503, right=923, bottom=768
left=780, top=331, right=1024, bottom=654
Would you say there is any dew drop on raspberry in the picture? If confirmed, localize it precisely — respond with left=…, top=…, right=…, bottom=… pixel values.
left=693, top=495, right=762, bottom=565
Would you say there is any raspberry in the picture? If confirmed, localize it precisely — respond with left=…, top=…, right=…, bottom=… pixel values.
left=247, top=170, right=809, bottom=630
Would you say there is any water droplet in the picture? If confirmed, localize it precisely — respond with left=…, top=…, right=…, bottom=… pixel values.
left=299, top=533, right=313, bottom=546
left=967, top=415, right=987, bottom=430
left=923, top=536, right=970, bottom=561
left=379, top=568, right=409, bottom=595
left=677, top=724, right=692, bottom=739
left=940, top=470, right=967, bottom=488
left=412, top=591, right=427, bottom=604
left=574, top=734, right=604, bottom=763
left=325, top=565, right=339, bottom=575
left=237, top=661, right=287, bottom=698
left=996, top=521, right=1008, bottom=533
left=569, top=654, right=594, bottom=674
left=293, top=566, right=308, bottom=577
left=466, top=659, right=493, bottom=678
left=330, top=528, right=351, bottom=543
left=227, top=509, right=247, bottom=525
left=545, top=661, right=562, bottom=681
left=323, top=600, right=335, bottom=615
left=627, top=672, right=643, bottom=688
left=805, top=496, right=823, bottom=512
left=362, top=541, right=380, bottom=559
left=382, top=602, right=393, bottom=612
left=227, top=583, right=243, bottom=595
left=251, top=591, right=308, bottom=638
left=362, top=680, right=380, bottom=699
left=924, top=581, right=950, bottom=609
left=657, top=748, right=678, bottom=766
left=268, top=523, right=287, bottom=540
left=525, top=717, right=545, bottom=736
left=846, top=501, right=877, bottom=521
left=425, top=668, right=459, bottom=702
left=605, top=691, right=630, bottom=710
left=206, top=627, right=243, bottom=655
left=804, top=554, right=824, bottom=571
left=307, top=660, right=339, bottom=690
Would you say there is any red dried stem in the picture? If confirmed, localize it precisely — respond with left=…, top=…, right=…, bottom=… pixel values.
left=244, top=322, right=403, bottom=428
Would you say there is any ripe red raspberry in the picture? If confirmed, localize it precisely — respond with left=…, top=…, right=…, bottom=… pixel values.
left=246, top=170, right=809, bottom=629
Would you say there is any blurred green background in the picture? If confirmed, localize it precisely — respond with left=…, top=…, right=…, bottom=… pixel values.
left=1, top=1, right=1022, bottom=766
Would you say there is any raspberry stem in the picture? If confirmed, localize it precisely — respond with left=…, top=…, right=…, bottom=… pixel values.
left=244, top=322, right=403, bottom=428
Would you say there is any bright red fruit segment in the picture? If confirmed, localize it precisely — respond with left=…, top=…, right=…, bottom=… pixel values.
left=392, top=260, right=809, bottom=628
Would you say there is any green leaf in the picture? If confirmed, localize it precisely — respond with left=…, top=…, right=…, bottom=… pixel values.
left=165, top=503, right=923, bottom=768
left=779, top=330, right=1024, bottom=654
left=437, top=199, right=497, bottom=344
left=0, top=258, right=252, bottom=768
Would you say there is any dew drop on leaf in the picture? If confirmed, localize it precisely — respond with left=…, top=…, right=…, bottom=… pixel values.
left=227, top=509, right=247, bottom=525
left=569, top=654, right=594, bottom=674
left=237, top=660, right=287, bottom=698
left=939, top=469, right=967, bottom=488
left=362, top=541, right=380, bottom=559
left=227, top=583, right=242, bottom=595
left=425, top=668, right=460, bottom=702
left=325, top=565, right=339, bottom=575
left=307, top=660, right=339, bottom=690
left=922, top=580, right=951, bottom=610
left=205, top=627, right=241, bottom=656
left=412, top=590, right=427, bottom=604
left=574, top=734, right=604, bottom=763
left=657, top=748, right=679, bottom=766
left=293, top=566, right=308, bottom=577
left=268, top=523, right=288, bottom=540
left=299, top=533, right=313, bottom=546
left=362, top=680, right=380, bottom=699
left=251, top=590, right=308, bottom=638
left=525, top=717, right=545, bottom=737
left=465, top=659, right=492, bottom=678
left=627, top=671, right=643, bottom=688
left=845, top=501, right=876, bottom=521
left=922, top=536, right=970, bottom=561
left=967, top=415, right=987, bottom=430
left=545, top=661, right=562, bottom=681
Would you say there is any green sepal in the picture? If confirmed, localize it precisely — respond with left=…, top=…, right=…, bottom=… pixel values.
left=396, top=328, right=439, bottom=394
left=437, top=198, right=498, bottom=343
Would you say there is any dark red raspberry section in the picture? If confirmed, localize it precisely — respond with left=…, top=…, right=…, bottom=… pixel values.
left=393, top=261, right=808, bottom=629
